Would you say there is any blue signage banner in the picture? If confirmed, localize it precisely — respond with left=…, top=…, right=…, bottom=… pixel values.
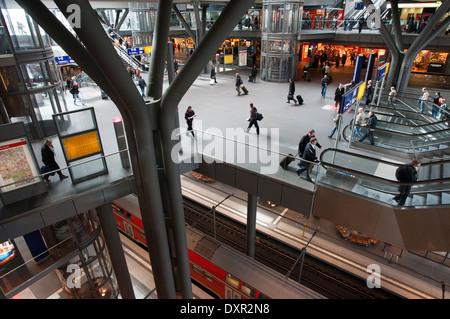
left=339, top=81, right=365, bottom=114
left=376, top=62, right=390, bottom=81
left=352, top=55, right=364, bottom=83
left=55, top=56, right=75, bottom=65
left=364, top=53, right=376, bottom=82
left=127, top=47, right=144, bottom=56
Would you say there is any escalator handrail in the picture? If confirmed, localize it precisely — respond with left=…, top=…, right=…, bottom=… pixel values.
left=352, top=122, right=450, bottom=138
left=319, top=148, right=450, bottom=186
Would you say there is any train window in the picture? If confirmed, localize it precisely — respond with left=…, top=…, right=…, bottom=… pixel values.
left=225, top=273, right=240, bottom=290
left=139, top=229, right=145, bottom=238
left=114, top=206, right=124, bottom=217
left=125, top=212, right=132, bottom=221
left=240, top=283, right=256, bottom=298
left=205, top=272, right=213, bottom=283
left=257, top=292, right=271, bottom=299
left=192, top=264, right=204, bottom=277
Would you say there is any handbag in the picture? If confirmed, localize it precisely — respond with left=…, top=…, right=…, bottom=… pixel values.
left=257, top=113, right=263, bottom=121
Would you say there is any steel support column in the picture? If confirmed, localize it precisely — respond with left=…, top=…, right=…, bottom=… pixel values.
left=96, top=203, right=135, bottom=299
left=147, top=0, right=173, bottom=100
left=16, top=0, right=177, bottom=298
left=246, top=193, right=257, bottom=258
left=158, top=0, right=255, bottom=299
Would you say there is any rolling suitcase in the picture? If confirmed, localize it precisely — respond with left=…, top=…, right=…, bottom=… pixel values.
left=248, top=75, right=253, bottom=82
left=280, top=152, right=298, bottom=169
left=296, top=95, right=304, bottom=105
left=241, top=85, right=249, bottom=95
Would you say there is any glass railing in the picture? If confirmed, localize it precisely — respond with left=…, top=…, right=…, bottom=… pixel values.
left=0, top=236, right=78, bottom=298
left=176, top=129, right=321, bottom=188
left=0, top=149, right=133, bottom=207
left=318, top=148, right=450, bottom=207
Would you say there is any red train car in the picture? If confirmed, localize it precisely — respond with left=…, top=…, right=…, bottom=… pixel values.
left=112, top=194, right=325, bottom=299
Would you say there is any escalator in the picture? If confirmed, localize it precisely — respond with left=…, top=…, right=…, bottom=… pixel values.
left=343, top=94, right=450, bottom=159
left=311, top=148, right=450, bottom=250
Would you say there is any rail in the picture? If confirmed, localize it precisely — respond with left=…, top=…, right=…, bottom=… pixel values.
left=318, top=148, right=450, bottom=207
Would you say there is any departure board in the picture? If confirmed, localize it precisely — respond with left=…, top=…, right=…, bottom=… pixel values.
left=62, top=131, right=101, bottom=160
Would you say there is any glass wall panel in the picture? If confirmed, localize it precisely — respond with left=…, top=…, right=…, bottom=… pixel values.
left=1, top=5, right=40, bottom=51
left=20, top=62, right=50, bottom=89
left=0, top=66, right=24, bottom=93
left=270, top=4, right=284, bottom=33
left=0, top=25, right=12, bottom=54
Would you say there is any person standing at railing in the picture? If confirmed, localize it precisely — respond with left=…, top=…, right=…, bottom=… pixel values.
left=432, top=92, right=442, bottom=118
left=438, top=98, right=447, bottom=120
left=352, top=107, right=367, bottom=140
left=393, top=159, right=421, bottom=206
left=296, top=137, right=318, bottom=177
left=418, top=87, right=429, bottom=114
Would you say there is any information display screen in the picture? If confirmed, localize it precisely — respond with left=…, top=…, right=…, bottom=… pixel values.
left=0, top=138, right=40, bottom=192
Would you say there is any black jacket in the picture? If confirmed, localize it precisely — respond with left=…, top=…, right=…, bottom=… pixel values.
left=185, top=109, right=195, bottom=122
left=366, top=114, right=378, bottom=130
left=398, top=164, right=418, bottom=183
left=298, top=134, right=321, bottom=155
left=289, top=81, right=295, bottom=95
left=302, top=142, right=317, bottom=162
left=235, top=76, right=243, bottom=87
left=41, top=144, right=57, bottom=167
left=249, top=107, right=258, bottom=120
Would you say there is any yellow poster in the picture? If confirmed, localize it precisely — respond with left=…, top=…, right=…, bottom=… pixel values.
left=63, top=131, right=101, bottom=160
left=224, top=54, right=233, bottom=64
left=144, top=46, right=152, bottom=54
left=357, top=82, right=366, bottom=101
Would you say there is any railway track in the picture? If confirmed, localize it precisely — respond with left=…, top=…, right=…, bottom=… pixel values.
left=183, top=197, right=402, bottom=299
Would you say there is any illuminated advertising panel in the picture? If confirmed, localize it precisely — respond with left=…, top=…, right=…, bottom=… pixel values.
left=62, top=131, right=101, bottom=161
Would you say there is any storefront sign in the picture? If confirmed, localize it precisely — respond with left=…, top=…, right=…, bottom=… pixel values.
left=427, top=63, right=444, bottom=73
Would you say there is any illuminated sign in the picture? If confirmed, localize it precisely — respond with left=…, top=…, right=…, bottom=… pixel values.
left=62, top=131, right=101, bottom=161
left=224, top=54, right=233, bottom=64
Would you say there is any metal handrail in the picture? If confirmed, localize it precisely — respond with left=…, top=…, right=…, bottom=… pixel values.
left=319, top=148, right=450, bottom=187
left=0, top=149, right=131, bottom=191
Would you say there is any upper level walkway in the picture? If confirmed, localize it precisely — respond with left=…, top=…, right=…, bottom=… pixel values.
left=1, top=60, right=449, bottom=252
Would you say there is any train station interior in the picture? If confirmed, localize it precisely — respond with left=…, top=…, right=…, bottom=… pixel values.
left=0, top=0, right=449, bottom=303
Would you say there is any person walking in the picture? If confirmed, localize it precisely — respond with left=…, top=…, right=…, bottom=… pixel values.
left=393, top=159, right=421, bottom=206
left=296, top=137, right=318, bottom=177
left=185, top=106, right=196, bottom=137
left=210, top=65, right=217, bottom=84
left=352, top=107, right=367, bottom=140
left=358, top=111, right=378, bottom=145
left=235, top=73, right=244, bottom=95
left=287, top=78, right=297, bottom=104
left=328, top=113, right=342, bottom=140
left=298, top=130, right=322, bottom=167
left=250, top=64, right=257, bottom=82
left=334, top=83, right=345, bottom=109
left=321, top=75, right=330, bottom=98
left=41, top=139, right=68, bottom=182
left=69, top=81, right=85, bottom=106
left=419, top=87, right=429, bottom=114
left=138, top=75, right=146, bottom=97
left=303, top=64, right=309, bottom=81
left=245, top=103, right=259, bottom=135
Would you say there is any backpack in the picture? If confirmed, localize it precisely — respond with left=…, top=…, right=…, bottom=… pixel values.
left=395, top=164, right=409, bottom=181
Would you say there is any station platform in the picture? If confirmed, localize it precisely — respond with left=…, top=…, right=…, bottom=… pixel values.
left=13, top=60, right=450, bottom=299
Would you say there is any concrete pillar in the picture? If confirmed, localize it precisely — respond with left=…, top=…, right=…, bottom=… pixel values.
left=96, top=203, right=135, bottom=299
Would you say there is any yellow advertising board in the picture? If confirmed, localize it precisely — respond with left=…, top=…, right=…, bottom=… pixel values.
left=144, top=46, right=152, bottom=54
left=224, top=54, right=233, bottom=64
left=357, top=82, right=366, bottom=101
left=63, top=131, right=101, bottom=160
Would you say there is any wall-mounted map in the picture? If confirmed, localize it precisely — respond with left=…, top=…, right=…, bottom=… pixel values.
left=0, top=138, right=39, bottom=192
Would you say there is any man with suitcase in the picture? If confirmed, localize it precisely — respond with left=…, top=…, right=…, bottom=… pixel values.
left=297, top=138, right=318, bottom=177
left=235, top=73, right=248, bottom=95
